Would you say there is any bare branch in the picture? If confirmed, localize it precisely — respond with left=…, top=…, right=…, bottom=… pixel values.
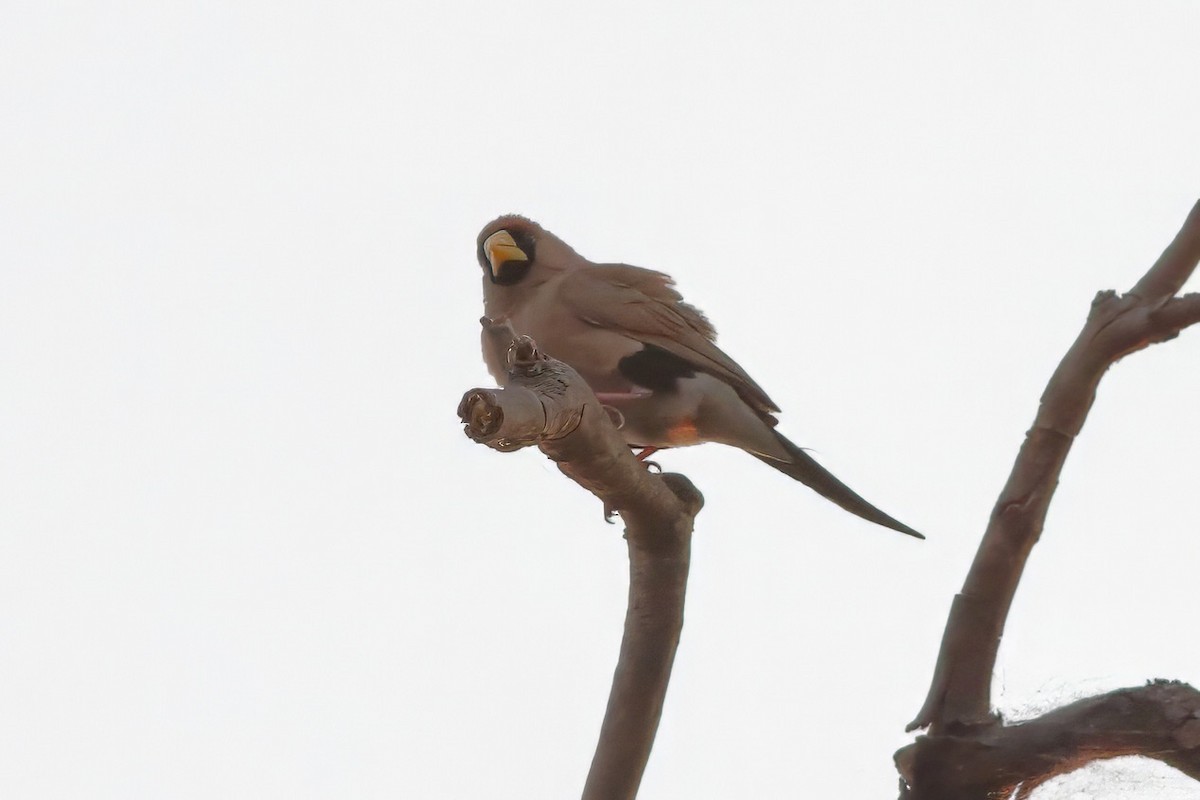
left=459, top=319, right=703, bottom=800
left=1155, top=293, right=1200, bottom=332
left=909, top=201, right=1200, bottom=735
left=898, top=201, right=1200, bottom=797
left=897, top=681, right=1200, bottom=799
left=582, top=470, right=700, bottom=800
left=1130, top=198, right=1200, bottom=302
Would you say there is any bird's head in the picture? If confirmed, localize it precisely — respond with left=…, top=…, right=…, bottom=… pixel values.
left=476, top=215, right=578, bottom=286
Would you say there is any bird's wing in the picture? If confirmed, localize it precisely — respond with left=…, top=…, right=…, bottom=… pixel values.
left=558, top=264, right=781, bottom=414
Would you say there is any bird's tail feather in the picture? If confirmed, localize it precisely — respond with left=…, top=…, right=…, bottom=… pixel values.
left=753, top=431, right=924, bottom=539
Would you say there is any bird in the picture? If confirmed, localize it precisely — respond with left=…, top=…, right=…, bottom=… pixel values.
left=475, top=214, right=923, bottom=539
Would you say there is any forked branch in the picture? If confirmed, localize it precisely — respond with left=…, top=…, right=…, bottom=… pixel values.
left=900, top=200, right=1200, bottom=798
left=898, top=681, right=1200, bottom=799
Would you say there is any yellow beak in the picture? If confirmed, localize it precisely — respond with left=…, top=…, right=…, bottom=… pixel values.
left=484, top=230, right=529, bottom=276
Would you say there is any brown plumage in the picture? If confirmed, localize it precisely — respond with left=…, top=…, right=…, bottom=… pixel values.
left=475, top=214, right=923, bottom=539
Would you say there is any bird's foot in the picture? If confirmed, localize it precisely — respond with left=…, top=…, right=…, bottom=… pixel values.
left=633, top=447, right=665, bottom=472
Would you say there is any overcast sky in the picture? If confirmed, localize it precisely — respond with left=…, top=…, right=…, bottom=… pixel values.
left=3, top=2, right=1199, bottom=798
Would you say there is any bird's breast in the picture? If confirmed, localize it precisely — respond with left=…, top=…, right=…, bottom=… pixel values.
left=494, top=306, right=641, bottom=393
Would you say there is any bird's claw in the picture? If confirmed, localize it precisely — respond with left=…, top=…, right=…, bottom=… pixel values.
left=601, top=404, right=625, bottom=430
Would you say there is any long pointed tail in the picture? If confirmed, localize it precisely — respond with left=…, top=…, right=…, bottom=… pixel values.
left=753, top=432, right=924, bottom=539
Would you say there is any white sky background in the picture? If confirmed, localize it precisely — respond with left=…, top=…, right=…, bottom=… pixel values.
left=2, top=2, right=1199, bottom=798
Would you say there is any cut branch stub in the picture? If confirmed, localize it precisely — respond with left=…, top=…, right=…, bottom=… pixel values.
left=460, top=317, right=704, bottom=524
left=458, top=328, right=590, bottom=451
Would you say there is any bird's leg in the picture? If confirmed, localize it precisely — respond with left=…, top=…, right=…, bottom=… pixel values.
left=594, top=390, right=653, bottom=403
left=634, top=446, right=660, bottom=462
left=632, top=446, right=664, bottom=474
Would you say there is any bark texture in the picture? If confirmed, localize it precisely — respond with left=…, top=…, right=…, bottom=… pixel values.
left=898, top=682, right=1200, bottom=799
left=899, top=200, right=1200, bottom=799
left=459, top=319, right=702, bottom=800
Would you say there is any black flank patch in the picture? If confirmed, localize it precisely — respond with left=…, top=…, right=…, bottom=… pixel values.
left=618, top=344, right=696, bottom=393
